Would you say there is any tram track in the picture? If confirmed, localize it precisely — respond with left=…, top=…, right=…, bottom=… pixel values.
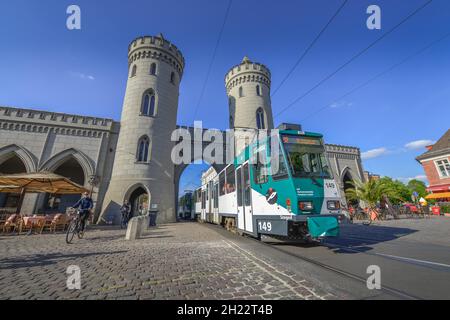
left=255, top=238, right=422, bottom=300
left=210, top=220, right=423, bottom=299
left=204, top=222, right=449, bottom=299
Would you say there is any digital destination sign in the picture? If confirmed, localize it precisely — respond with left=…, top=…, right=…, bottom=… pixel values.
left=281, top=135, right=321, bottom=146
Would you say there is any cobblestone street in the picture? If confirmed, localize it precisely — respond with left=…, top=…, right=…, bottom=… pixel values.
left=0, top=222, right=336, bottom=300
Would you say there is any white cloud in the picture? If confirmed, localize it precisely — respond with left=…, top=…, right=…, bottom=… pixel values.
left=396, top=175, right=428, bottom=183
left=69, top=71, right=95, bottom=81
left=361, top=147, right=388, bottom=160
left=404, top=139, right=435, bottom=150
left=329, top=101, right=353, bottom=109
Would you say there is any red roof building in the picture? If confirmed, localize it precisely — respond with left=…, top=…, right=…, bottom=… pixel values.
left=416, top=129, right=450, bottom=200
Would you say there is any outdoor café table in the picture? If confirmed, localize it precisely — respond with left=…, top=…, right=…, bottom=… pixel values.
left=22, top=216, right=46, bottom=235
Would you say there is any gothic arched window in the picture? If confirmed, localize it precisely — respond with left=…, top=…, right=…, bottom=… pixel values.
left=141, top=89, right=156, bottom=117
left=130, top=65, right=137, bottom=77
left=137, top=136, right=150, bottom=162
left=256, top=108, right=265, bottom=129
left=239, top=86, right=243, bottom=97
left=256, top=85, right=261, bottom=96
left=150, top=63, right=157, bottom=75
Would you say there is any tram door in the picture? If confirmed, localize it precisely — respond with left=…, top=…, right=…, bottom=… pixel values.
left=201, top=190, right=206, bottom=221
left=208, top=181, right=213, bottom=217
left=236, top=162, right=253, bottom=233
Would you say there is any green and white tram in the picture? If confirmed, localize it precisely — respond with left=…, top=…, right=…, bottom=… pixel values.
left=194, top=124, right=343, bottom=240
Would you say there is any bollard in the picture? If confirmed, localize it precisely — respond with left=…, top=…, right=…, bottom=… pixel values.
left=125, top=216, right=143, bottom=240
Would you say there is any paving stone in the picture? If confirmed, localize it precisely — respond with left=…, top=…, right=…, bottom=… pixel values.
left=0, top=223, right=334, bottom=300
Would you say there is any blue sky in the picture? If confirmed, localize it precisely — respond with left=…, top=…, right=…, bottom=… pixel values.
left=1, top=0, right=449, bottom=193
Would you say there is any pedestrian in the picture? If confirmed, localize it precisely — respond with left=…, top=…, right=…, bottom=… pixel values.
left=419, top=197, right=429, bottom=215
left=149, top=208, right=157, bottom=227
left=120, top=200, right=131, bottom=228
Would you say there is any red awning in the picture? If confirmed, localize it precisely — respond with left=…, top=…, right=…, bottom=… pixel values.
left=426, top=184, right=450, bottom=193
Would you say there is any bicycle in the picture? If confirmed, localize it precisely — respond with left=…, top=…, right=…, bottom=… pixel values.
left=352, top=207, right=372, bottom=225
left=65, top=209, right=86, bottom=244
left=339, top=204, right=353, bottom=223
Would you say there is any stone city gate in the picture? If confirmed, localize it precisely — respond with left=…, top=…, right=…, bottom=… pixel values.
left=173, top=125, right=228, bottom=215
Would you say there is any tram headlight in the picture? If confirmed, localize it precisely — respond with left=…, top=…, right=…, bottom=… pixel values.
left=327, top=200, right=340, bottom=210
left=298, top=201, right=314, bottom=211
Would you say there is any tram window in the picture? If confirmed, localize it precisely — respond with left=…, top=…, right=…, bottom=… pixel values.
left=209, top=181, right=213, bottom=200
left=201, top=191, right=206, bottom=209
left=243, top=163, right=251, bottom=206
left=214, top=184, right=219, bottom=208
left=283, top=142, right=331, bottom=178
left=236, top=167, right=243, bottom=207
left=272, top=142, right=289, bottom=180
left=219, top=171, right=226, bottom=196
left=226, top=165, right=236, bottom=193
left=253, top=162, right=268, bottom=184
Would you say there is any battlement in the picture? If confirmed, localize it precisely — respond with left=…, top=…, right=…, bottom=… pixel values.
left=0, top=106, right=117, bottom=131
left=225, top=57, right=271, bottom=92
left=225, top=56, right=271, bottom=85
left=325, top=144, right=361, bottom=155
left=128, top=34, right=185, bottom=76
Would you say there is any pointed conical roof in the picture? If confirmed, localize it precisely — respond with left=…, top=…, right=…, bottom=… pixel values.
left=242, top=56, right=251, bottom=63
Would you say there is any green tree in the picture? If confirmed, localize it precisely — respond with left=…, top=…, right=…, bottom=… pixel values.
left=345, top=178, right=405, bottom=209
left=407, top=179, right=427, bottom=198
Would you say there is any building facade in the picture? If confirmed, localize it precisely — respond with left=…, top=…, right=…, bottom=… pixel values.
left=416, top=129, right=450, bottom=200
left=0, top=34, right=365, bottom=223
left=0, top=107, right=119, bottom=218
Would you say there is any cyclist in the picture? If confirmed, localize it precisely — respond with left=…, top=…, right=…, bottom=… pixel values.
left=72, top=192, right=93, bottom=232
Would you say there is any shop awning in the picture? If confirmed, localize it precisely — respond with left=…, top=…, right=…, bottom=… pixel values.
left=425, top=192, right=450, bottom=200
left=0, top=172, right=89, bottom=214
left=0, top=172, right=88, bottom=194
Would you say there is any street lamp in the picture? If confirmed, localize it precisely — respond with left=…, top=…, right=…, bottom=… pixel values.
left=88, top=175, right=100, bottom=195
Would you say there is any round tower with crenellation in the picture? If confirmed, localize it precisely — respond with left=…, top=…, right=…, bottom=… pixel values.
left=100, top=34, right=184, bottom=224
left=225, top=56, right=274, bottom=131
left=225, top=57, right=274, bottom=154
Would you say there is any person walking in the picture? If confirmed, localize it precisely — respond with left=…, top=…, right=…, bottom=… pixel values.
left=120, top=200, right=131, bottom=228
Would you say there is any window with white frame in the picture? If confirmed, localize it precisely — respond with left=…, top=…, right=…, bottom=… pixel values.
left=435, top=158, right=450, bottom=178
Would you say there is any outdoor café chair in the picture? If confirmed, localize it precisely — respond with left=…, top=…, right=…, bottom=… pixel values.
left=2, top=214, right=20, bottom=233
left=39, top=214, right=56, bottom=233
left=18, top=216, right=33, bottom=235
left=0, top=214, right=7, bottom=231
left=50, top=214, right=68, bottom=233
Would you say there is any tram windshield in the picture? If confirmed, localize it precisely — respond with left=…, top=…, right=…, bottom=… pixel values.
left=281, top=135, right=331, bottom=179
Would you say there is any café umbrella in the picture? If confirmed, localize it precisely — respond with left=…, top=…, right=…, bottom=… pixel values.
left=0, top=171, right=89, bottom=214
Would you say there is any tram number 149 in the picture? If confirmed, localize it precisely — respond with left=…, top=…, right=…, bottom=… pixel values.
left=258, top=221, right=272, bottom=232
